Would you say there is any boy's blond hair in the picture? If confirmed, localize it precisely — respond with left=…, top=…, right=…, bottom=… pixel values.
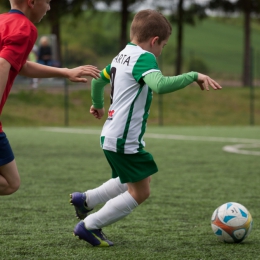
left=130, top=9, right=172, bottom=44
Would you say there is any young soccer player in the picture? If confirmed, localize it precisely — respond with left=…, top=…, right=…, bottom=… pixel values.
left=70, top=9, right=222, bottom=247
left=0, top=0, right=100, bottom=196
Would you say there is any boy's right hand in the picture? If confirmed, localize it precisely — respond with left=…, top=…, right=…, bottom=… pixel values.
left=90, top=105, right=105, bottom=119
left=196, top=73, right=222, bottom=91
left=67, top=65, right=100, bottom=83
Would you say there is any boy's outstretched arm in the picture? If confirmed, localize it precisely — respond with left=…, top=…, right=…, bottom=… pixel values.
left=144, top=71, right=222, bottom=94
left=19, top=61, right=100, bottom=82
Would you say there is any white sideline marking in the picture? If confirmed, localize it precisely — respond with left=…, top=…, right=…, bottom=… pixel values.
left=40, top=127, right=260, bottom=156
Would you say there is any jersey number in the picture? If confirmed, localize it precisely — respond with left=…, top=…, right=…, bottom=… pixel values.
left=110, top=67, right=116, bottom=104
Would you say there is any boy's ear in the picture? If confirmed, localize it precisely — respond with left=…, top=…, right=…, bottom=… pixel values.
left=28, top=0, right=35, bottom=8
left=151, top=36, right=159, bottom=47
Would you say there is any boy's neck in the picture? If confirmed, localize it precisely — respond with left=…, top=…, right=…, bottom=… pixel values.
left=10, top=2, right=30, bottom=21
left=131, top=40, right=152, bottom=53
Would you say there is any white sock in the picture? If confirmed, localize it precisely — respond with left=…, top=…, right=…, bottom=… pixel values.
left=84, top=191, right=138, bottom=230
left=85, top=177, right=127, bottom=209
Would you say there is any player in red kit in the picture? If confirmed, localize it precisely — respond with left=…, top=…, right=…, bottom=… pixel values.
left=0, top=0, right=100, bottom=195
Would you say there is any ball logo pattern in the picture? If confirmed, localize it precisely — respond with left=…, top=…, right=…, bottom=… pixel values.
left=211, top=202, right=253, bottom=243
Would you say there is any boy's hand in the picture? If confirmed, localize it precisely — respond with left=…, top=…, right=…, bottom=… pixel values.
left=67, top=65, right=100, bottom=83
left=90, top=105, right=105, bottom=119
left=196, top=73, right=222, bottom=91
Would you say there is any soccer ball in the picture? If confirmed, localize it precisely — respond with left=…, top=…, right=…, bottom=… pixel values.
left=211, top=202, right=253, bottom=243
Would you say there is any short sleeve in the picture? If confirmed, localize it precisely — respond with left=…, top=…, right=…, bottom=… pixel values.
left=132, top=52, right=160, bottom=83
left=0, top=30, right=35, bottom=72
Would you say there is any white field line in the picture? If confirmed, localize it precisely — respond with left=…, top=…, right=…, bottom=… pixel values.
left=40, top=127, right=260, bottom=156
left=223, top=144, right=260, bottom=156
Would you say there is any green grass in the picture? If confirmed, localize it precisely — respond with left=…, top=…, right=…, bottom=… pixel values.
left=0, top=126, right=260, bottom=259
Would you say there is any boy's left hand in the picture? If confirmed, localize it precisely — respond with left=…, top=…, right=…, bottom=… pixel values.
left=67, top=65, right=100, bottom=83
left=90, top=105, right=105, bottom=119
left=196, top=73, right=222, bottom=91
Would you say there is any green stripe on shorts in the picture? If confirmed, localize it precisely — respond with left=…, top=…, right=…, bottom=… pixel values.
left=103, top=149, right=158, bottom=183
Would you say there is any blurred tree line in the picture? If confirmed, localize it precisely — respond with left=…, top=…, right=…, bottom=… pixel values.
left=1, top=0, right=260, bottom=86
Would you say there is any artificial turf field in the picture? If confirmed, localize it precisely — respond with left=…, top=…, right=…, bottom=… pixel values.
left=0, top=126, right=260, bottom=260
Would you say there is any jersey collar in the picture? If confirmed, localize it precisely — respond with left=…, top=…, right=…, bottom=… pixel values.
left=9, top=9, right=25, bottom=16
left=128, top=42, right=137, bottom=46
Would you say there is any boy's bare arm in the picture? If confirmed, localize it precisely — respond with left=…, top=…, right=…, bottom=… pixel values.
left=0, top=58, right=11, bottom=103
left=19, top=61, right=100, bottom=82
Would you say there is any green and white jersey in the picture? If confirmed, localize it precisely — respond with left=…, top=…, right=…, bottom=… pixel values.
left=100, top=43, right=160, bottom=154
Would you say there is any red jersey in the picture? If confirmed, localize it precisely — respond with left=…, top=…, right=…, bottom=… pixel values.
left=0, top=10, right=38, bottom=132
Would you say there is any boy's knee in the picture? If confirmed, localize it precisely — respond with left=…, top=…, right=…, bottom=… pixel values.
left=133, top=190, right=150, bottom=204
left=11, top=181, right=20, bottom=193
left=6, top=179, right=20, bottom=195
left=144, top=189, right=150, bottom=199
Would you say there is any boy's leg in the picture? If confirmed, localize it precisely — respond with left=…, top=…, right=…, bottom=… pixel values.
left=127, top=176, right=151, bottom=204
left=86, top=177, right=128, bottom=208
left=85, top=176, right=150, bottom=229
left=83, top=190, right=138, bottom=229
left=0, top=160, right=20, bottom=195
left=74, top=177, right=151, bottom=246
left=70, top=177, right=127, bottom=219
